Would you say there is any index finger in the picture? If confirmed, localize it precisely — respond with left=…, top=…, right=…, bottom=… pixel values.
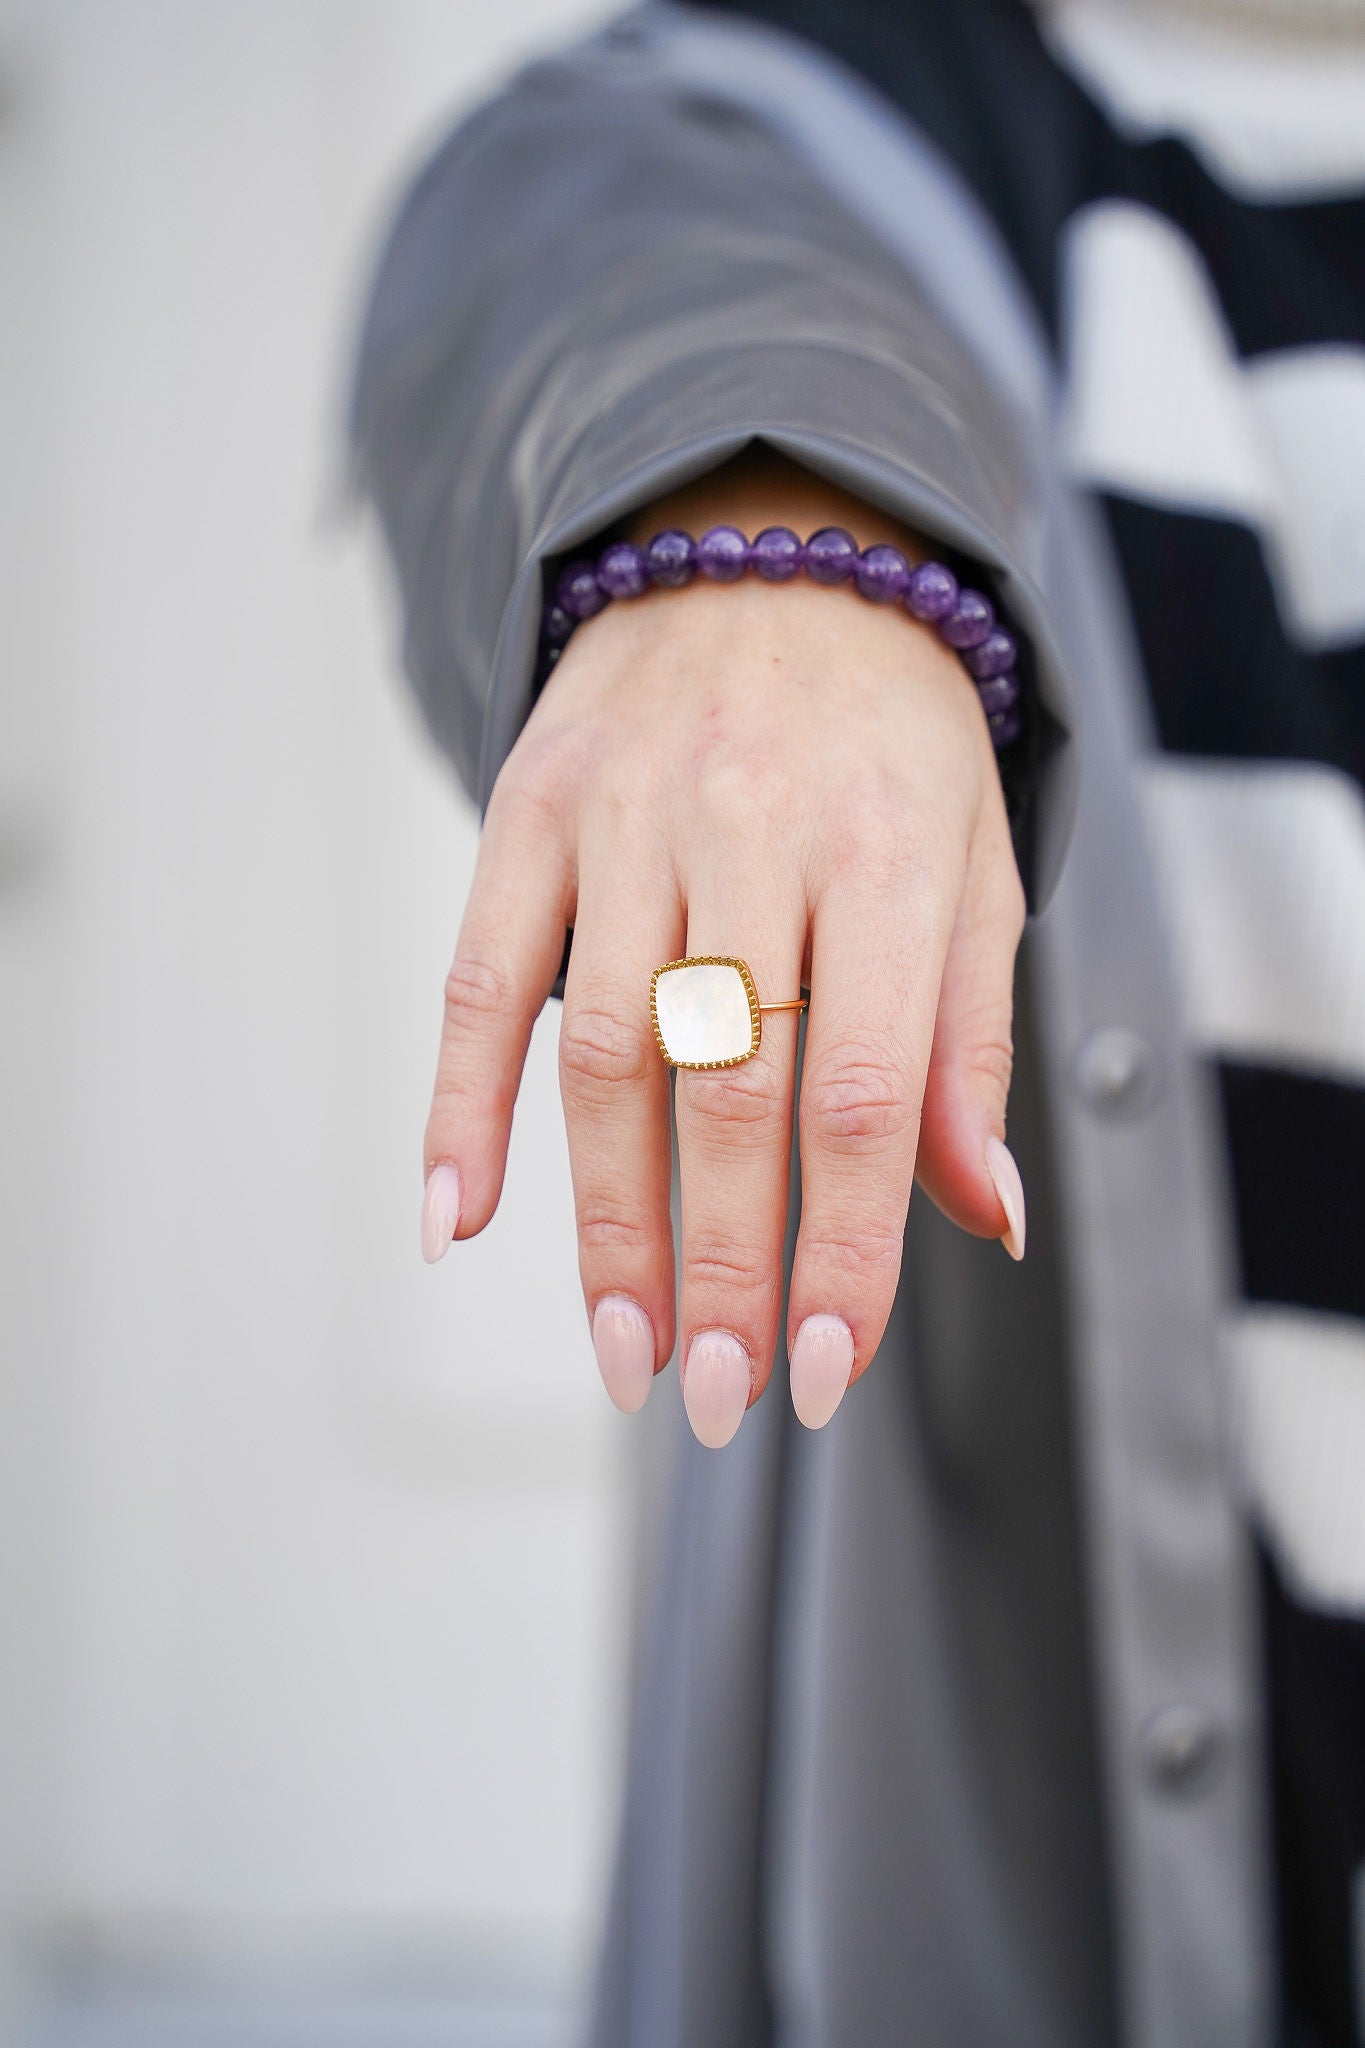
left=421, top=766, right=574, bottom=1258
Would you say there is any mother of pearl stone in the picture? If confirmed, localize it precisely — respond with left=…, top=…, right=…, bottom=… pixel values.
left=653, top=962, right=758, bottom=1066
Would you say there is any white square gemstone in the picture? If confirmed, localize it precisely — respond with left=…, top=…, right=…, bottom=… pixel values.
left=653, top=962, right=756, bottom=1066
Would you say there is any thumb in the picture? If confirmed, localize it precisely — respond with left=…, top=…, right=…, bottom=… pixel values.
left=915, top=815, right=1027, bottom=1259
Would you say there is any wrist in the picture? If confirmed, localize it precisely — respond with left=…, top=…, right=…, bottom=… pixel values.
left=547, top=502, right=1022, bottom=752
left=625, top=445, right=929, bottom=564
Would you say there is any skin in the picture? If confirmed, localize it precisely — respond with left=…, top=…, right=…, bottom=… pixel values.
left=421, top=449, right=1026, bottom=1437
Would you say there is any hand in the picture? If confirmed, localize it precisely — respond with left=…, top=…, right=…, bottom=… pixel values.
left=419, top=454, right=1027, bottom=1445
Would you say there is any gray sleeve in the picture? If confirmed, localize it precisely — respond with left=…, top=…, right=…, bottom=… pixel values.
left=349, top=10, right=1070, bottom=900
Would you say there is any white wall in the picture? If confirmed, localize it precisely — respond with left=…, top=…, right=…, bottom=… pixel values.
left=0, top=1, right=627, bottom=2037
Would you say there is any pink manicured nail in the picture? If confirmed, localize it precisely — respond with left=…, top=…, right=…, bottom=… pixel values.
left=421, top=1162, right=462, bottom=1264
left=592, top=1295, right=656, bottom=1414
left=789, top=1313, right=855, bottom=1430
left=986, top=1135, right=1026, bottom=1261
left=682, top=1330, right=751, bottom=1449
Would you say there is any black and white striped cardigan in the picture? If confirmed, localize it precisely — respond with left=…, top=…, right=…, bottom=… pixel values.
left=710, top=0, right=1365, bottom=2032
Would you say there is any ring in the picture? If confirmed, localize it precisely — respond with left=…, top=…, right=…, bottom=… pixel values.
left=650, top=955, right=809, bottom=1070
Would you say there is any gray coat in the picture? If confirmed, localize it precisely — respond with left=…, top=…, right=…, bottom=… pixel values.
left=351, top=7, right=1275, bottom=2043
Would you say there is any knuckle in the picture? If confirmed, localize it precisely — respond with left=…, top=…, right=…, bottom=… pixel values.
left=577, top=1206, right=657, bottom=1258
left=488, top=738, right=575, bottom=836
left=893, top=817, right=957, bottom=899
left=559, top=1004, right=651, bottom=1093
left=443, top=952, right=514, bottom=1033
left=839, top=796, right=906, bottom=873
left=819, top=772, right=909, bottom=872
left=961, top=1034, right=1015, bottom=1100
left=695, top=748, right=789, bottom=834
left=683, top=1236, right=776, bottom=1301
left=684, top=1055, right=788, bottom=1131
left=802, top=1052, right=916, bottom=1150
left=588, top=756, right=674, bottom=869
left=823, top=811, right=956, bottom=906
left=593, top=743, right=662, bottom=818
left=800, top=1222, right=906, bottom=1287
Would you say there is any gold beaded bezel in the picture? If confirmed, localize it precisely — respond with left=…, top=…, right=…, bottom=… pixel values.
left=650, top=956, right=762, bottom=1070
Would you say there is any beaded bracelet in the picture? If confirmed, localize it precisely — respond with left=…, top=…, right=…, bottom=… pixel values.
left=541, top=524, right=1023, bottom=749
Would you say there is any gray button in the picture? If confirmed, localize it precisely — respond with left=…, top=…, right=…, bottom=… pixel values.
left=1074, top=1026, right=1158, bottom=1117
left=1141, top=1703, right=1224, bottom=1795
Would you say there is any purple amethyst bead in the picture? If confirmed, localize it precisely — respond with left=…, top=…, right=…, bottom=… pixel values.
left=939, top=588, right=995, bottom=650
left=988, top=704, right=1023, bottom=748
left=697, top=524, right=750, bottom=582
left=804, top=526, right=859, bottom=585
left=965, top=628, right=1018, bottom=681
left=752, top=525, right=803, bottom=582
left=543, top=602, right=574, bottom=646
left=557, top=559, right=608, bottom=620
left=596, top=540, right=649, bottom=600
left=904, top=560, right=959, bottom=621
left=976, top=672, right=1020, bottom=718
left=645, top=529, right=697, bottom=588
left=855, top=544, right=910, bottom=603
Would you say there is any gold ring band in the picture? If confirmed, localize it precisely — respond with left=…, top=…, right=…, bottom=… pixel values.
left=650, top=955, right=809, bottom=1070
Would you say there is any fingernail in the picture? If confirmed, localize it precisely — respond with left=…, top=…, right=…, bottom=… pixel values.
left=592, top=1295, right=656, bottom=1414
left=682, top=1330, right=751, bottom=1449
left=986, top=1135, right=1026, bottom=1261
left=789, top=1313, right=855, bottom=1429
left=421, top=1162, right=462, bottom=1264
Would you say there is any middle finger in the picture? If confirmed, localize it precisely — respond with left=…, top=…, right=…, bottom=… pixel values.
left=674, top=876, right=807, bottom=1448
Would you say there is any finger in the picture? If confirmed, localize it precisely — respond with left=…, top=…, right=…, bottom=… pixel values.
left=916, top=792, right=1028, bottom=1257
left=674, top=884, right=806, bottom=1450
left=788, top=831, right=961, bottom=1428
left=559, top=816, right=681, bottom=1414
left=422, top=762, right=573, bottom=1259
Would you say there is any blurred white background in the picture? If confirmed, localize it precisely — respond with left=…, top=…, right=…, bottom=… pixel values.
left=0, top=3, right=633, bottom=2042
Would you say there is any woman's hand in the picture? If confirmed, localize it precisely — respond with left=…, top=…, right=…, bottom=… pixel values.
left=419, top=456, right=1027, bottom=1445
